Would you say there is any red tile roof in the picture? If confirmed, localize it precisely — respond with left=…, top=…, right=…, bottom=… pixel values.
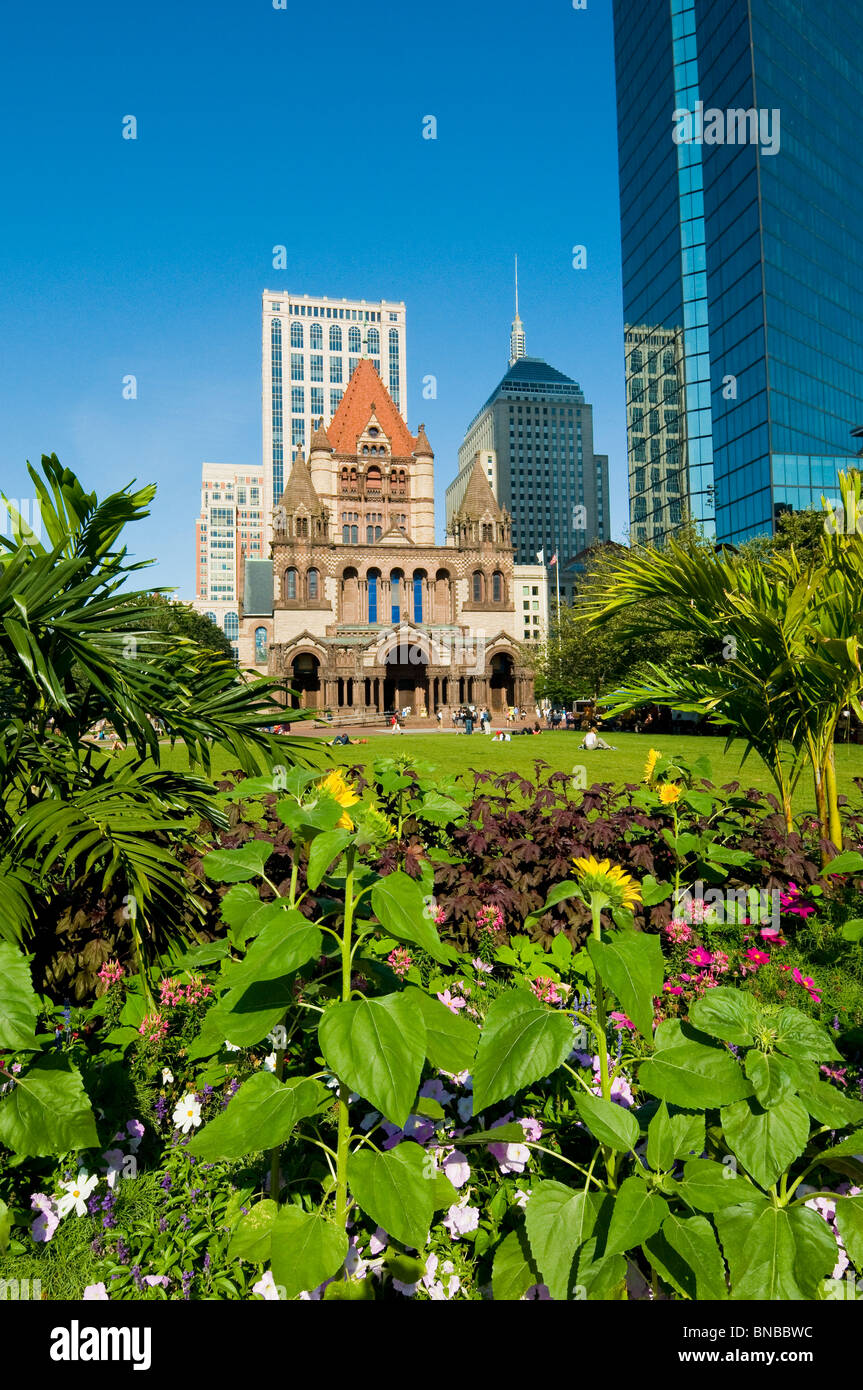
left=328, top=359, right=418, bottom=457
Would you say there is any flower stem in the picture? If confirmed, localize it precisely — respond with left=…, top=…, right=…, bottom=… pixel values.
left=335, top=846, right=356, bottom=1229
left=590, top=902, right=611, bottom=1104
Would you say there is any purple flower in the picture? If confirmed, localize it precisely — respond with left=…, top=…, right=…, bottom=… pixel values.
left=181, top=1271, right=193, bottom=1301
left=160, top=1172, right=172, bottom=1191
left=158, top=1218, right=168, bottom=1233
left=116, top=1238, right=130, bottom=1264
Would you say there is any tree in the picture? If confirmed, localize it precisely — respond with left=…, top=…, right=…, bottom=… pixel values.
left=120, top=591, right=233, bottom=658
left=0, top=456, right=317, bottom=986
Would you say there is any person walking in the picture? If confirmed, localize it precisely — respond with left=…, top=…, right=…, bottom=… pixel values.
left=464, top=709, right=474, bottom=735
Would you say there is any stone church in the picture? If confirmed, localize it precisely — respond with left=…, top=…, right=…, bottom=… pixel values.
left=237, top=359, right=543, bottom=719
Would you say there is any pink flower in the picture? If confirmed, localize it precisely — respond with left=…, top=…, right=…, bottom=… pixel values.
left=30, top=1193, right=60, bottom=1243
left=476, top=904, right=505, bottom=935
left=82, top=1283, right=109, bottom=1300
left=665, top=919, right=693, bottom=944
left=687, top=947, right=714, bottom=968
left=138, top=1012, right=168, bottom=1043
left=520, top=1116, right=543, bottom=1142
left=158, top=977, right=184, bottom=1007
left=530, top=977, right=562, bottom=1006
left=609, top=1011, right=636, bottom=1031
left=437, top=990, right=466, bottom=1014
left=183, top=975, right=213, bottom=1006
left=442, top=1149, right=471, bottom=1188
left=97, top=960, right=124, bottom=988
left=434, top=907, right=447, bottom=925
left=745, top=948, right=770, bottom=966
left=442, top=1195, right=480, bottom=1238
left=663, top=983, right=684, bottom=995
left=472, top=958, right=493, bottom=974
left=143, top=1274, right=169, bottom=1287
left=387, top=947, right=413, bottom=979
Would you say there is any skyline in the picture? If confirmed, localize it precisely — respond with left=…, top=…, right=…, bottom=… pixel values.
left=0, top=0, right=626, bottom=600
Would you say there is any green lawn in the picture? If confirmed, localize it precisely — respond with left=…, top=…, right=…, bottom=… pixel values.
left=131, top=730, right=863, bottom=815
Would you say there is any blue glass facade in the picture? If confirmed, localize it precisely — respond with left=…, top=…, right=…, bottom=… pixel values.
left=613, top=0, right=863, bottom=543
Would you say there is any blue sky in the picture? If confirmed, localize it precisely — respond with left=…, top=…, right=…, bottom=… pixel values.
left=0, top=0, right=626, bottom=597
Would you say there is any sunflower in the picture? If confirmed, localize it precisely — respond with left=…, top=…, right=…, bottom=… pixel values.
left=318, top=768, right=361, bottom=830
left=642, top=748, right=662, bottom=784
left=571, top=855, right=641, bottom=910
left=658, top=783, right=682, bottom=806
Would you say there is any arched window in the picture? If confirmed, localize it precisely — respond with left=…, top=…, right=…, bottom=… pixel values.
left=368, top=569, right=380, bottom=624
left=224, top=612, right=239, bottom=640
left=482, top=523, right=494, bottom=542
left=362, top=445, right=369, bottom=454
left=367, top=466, right=381, bottom=491
left=329, top=324, right=342, bottom=351
left=310, top=322, right=323, bottom=349
left=290, top=321, right=303, bottom=348
left=254, top=627, right=268, bottom=664
left=349, top=326, right=362, bottom=353
left=340, top=467, right=350, bottom=492
left=472, top=571, right=484, bottom=603
left=285, top=568, right=298, bottom=600
left=367, top=326, right=380, bottom=354
left=391, top=569, right=402, bottom=624
left=204, top=611, right=216, bottom=624
left=413, top=570, right=424, bottom=624
left=295, top=516, right=308, bottom=537
left=492, top=571, right=504, bottom=603
left=307, top=568, right=320, bottom=600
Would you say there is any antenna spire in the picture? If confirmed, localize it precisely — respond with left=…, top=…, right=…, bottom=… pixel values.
left=509, top=255, right=526, bottom=367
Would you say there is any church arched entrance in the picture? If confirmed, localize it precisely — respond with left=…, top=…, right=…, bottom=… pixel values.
left=384, top=637, right=429, bottom=717
left=289, top=653, right=321, bottom=709
left=489, top=652, right=515, bottom=712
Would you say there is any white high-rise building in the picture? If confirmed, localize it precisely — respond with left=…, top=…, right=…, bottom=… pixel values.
left=261, top=290, right=407, bottom=536
left=193, top=462, right=265, bottom=658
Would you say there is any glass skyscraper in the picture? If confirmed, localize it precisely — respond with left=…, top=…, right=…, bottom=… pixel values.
left=613, top=0, right=863, bottom=544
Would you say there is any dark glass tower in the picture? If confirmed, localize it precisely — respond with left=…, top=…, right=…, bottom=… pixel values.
left=613, top=0, right=863, bottom=544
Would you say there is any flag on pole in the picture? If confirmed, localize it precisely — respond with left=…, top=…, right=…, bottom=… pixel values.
left=550, top=552, right=558, bottom=566
left=536, top=548, right=545, bottom=564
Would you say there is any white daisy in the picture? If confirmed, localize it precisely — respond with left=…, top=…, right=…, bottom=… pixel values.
left=57, top=1172, right=98, bottom=1218
left=172, top=1093, right=202, bottom=1133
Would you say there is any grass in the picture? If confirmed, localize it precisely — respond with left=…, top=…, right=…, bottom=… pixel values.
left=123, top=731, right=863, bottom=815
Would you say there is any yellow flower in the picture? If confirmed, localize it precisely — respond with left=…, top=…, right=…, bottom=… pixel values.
left=643, top=748, right=662, bottom=784
left=318, top=768, right=360, bottom=830
left=571, top=855, right=641, bottom=910
left=658, top=783, right=682, bottom=806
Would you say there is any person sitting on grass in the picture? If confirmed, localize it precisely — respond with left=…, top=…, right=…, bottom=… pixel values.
left=580, top=723, right=616, bottom=751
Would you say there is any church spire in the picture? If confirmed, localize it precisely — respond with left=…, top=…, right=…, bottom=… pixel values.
left=509, top=255, right=526, bottom=367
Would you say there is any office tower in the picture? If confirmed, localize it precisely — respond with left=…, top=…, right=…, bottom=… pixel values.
left=448, top=295, right=609, bottom=580
left=613, top=0, right=863, bottom=544
left=193, top=462, right=265, bottom=657
left=261, top=289, right=407, bottom=533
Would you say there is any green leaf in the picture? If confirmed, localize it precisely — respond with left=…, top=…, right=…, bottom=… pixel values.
left=371, top=871, right=453, bottom=965
left=689, top=987, right=761, bottom=1046
left=651, top=1213, right=728, bottom=1300
left=347, top=1142, right=436, bottom=1250
left=524, top=1182, right=602, bottom=1301
left=455, top=1123, right=526, bottom=1146
left=524, top=881, right=582, bottom=932
left=797, top=1078, right=863, bottom=1129
left=744, top=1050, right=807, bottom=1109
left=840, top=919, right=863, bottom=943
left=491, top=1227, right=541, bottom=1300
left=677, top=1158, right=767, bottom=1212
left=639, top=1033, right=754, bottom=1109
left=202, top=840, right=272, bottom=883
left=188, top=1074, right=328, bottom=1161
left=669, top=1109, right=706, bottom=1161
left=716, top=1203, right=836, bottom=1300
left=306, top=829, right=352, bottom=891
left=576, top=1093, right=639, bottom=1151
left=222, top=911, right=321, bottom=990
left=383, top=1251, right=427, bottom=1284
left=318, top=992, right=425, bottom=1127
left=404, top=986, right=479, bottom=1073
left=0, top=1055, right=98, bottom=1157
left=720, top=1095, right=810, bottom=1189
left=835, top=1195, right=863, bottom=1271
left=219, top=883, right=262, bottom=930
left=0, top=1199, right=11, bottom=1255
left=227, top=1199, right=279, bottom=1262
left=472, top=989, right=574, bottom=1114
left=587, top=931, right=663, bottom=1039
left=414, top=792, right=468, bottom=827
left=604, top=1177, right=668, bottom=1256
left=322, top=1276, right=376, bottom=1300
left=576, top=1237, right=626, bottom=1300
left=647, top=1102, right=676, bottom=1172
left=269, top=1207, right=348, bottom=1300
left=819, top=850, right=863, bottom=877
left=640, top=874, right=673, bottom=906
left=0, top=944, right=39, bottom=1050
left=773, top=1007, right=843, bottom=1063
